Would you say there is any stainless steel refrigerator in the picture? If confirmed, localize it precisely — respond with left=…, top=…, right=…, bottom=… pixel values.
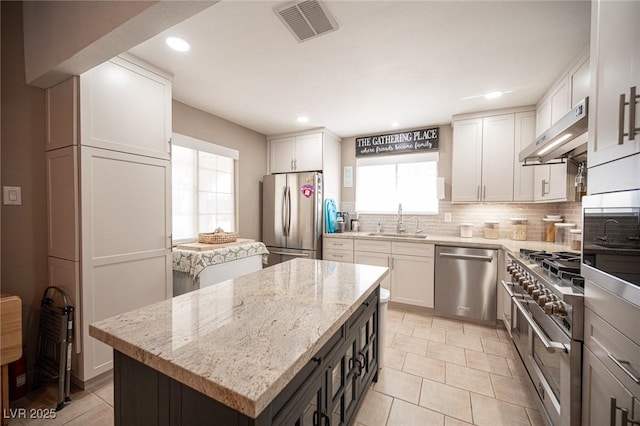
left=262, top=172, right=322, bottom=266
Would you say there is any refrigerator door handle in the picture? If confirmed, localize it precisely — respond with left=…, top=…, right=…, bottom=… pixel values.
left=281, top=186, right=288, bottom=237
left=286, top=185, right=292, bottom=237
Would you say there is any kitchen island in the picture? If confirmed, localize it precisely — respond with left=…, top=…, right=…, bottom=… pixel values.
left=89, top=258, right=388, bottom=425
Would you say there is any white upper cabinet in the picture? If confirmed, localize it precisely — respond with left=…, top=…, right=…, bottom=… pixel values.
left=536, top=75, right=571, bottom=137
left=571, top=56, right=590, bottom=107
left=534, top=162, right=577, bottom=202
left=451, top=118, right=483, bottom=202
left=269, top=133, right=323, bottom=173
left=513, top=111, right=536, bottom=201
left=481, top=114, right=516, bottom=202
left=452, top=109, right=532, bottom=203
left=269, top=137, right=297, bottom=173
left=80, top=55, right=172, bottom=160
left=588, top=0, right=640, bottom=169
left=268, top=129, right=342, bottom=208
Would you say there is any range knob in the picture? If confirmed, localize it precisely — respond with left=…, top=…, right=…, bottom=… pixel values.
left=544, top=301, right=568, bottom=317
left=507, top=264, right=516, bottom=274
left=527, top=283, right=542, bottom=296
left=536, top=289, right=552, bottom=306
left=518, top=275, right=529, bottom=286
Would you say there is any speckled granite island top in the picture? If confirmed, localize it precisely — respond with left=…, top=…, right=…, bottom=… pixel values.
left=89, top=258, right=388, bottom=419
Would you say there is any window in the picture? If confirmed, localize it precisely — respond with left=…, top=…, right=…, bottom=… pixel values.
left=172, top=133, right=238, bottom=243
left=355, top=153, right=439, bottom=213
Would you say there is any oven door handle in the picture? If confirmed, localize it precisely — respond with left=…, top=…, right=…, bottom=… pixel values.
left=500, top=280, right=515, bottom=297
left=512, top=298, right=568, bottom=353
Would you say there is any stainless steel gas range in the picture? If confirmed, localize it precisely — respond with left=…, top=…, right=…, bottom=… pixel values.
left=503, top=249, right=584, bottom=426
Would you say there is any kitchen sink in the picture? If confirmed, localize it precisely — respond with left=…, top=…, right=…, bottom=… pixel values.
left=368, top=232, right=428, bottom=239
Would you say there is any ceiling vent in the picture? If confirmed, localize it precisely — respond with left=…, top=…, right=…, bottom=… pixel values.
left=274, top=0, right=338, bottom=43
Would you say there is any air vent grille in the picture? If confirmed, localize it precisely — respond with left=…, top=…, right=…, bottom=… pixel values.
left=274, top=0, right=338, bottom=43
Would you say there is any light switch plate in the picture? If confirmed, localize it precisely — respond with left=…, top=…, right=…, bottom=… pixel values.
left=444, top=213, right=452, bottom=223
left=3, top=186, right=22, bottom=205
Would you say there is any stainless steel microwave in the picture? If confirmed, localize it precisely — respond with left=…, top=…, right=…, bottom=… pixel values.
left=582, top=189, right=640, bottom=307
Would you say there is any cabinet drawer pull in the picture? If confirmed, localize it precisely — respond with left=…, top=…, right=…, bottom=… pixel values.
left=607, top=353, right=640, bottom=383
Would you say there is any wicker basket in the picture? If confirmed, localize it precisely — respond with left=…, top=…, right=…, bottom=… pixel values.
left=198, top=231, right=238, bottom=244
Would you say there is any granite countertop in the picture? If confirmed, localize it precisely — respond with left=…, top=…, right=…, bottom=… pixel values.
left=324, top=231, right=573, bottom=254
left=89, top=258, right=389, bottom=419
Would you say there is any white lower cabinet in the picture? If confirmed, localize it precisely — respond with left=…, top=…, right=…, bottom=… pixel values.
left=323, top=237, right=354, bottom=263
left=582, top=346, right=637, bottom=426
left=353, top=240, right=434, bottom=308
left=354, top=240, right=391, bottom=291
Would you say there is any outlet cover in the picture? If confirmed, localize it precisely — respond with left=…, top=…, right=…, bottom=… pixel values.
left=444, top=212, right=452, bottom=223
left=3, top=186, right=22, bottom=205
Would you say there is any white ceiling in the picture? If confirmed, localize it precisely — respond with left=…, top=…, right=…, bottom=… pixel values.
left=128, top=0, right=591, bottom=138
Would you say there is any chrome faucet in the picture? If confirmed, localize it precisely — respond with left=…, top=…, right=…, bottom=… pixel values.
left=595, top=218, right=619, bottom=244
left=397, top=203, right=406, bottom=234
left=413, top=217, right=423, bottom=236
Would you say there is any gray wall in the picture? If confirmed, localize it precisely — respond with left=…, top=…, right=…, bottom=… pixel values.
left=1, top=1, right=49, bottom=370
left=172, top=101, right=267, bottom=240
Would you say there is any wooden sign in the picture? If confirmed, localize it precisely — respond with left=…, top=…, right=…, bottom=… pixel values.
left=355, top=127, right=439, bottom=157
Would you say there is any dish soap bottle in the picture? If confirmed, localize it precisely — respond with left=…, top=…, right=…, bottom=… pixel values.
left=575, top=162, right=586, bottom=201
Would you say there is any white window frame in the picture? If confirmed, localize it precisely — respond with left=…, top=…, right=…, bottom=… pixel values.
left=172, top=133, right=239, bottom=244
left=355, top=152, right=440, bottom=214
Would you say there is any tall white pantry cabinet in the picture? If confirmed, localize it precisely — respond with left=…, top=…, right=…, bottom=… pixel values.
left=45, top=55, right=173, bottom=383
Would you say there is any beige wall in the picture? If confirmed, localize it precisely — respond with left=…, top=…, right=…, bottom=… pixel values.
left=1, top=1, right=49, bottom=368
left=172, top=101, right=267, bottom=240
left=340, top=124, right=454, bottom=204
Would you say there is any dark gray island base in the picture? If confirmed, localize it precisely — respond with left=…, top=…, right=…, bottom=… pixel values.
left=113, top=288, right=379, bottom=426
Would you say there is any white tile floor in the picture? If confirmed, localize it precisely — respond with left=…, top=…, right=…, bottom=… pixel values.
left=353, top=308, right=545, bottom=426
left=7, top=307, right=543, bottom=425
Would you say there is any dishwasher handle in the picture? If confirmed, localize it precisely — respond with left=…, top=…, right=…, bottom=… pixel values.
left=438, top=252, right=494, bottom=262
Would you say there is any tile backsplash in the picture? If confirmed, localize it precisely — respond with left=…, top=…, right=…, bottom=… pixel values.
left=346, top=201, right=582, bottom=241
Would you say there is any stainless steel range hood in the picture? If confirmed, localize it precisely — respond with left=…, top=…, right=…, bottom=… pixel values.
left=519, top=97, right=589, bottom=164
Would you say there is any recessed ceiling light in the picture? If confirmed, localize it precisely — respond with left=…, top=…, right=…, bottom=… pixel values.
left=297, top=116, right=309, bottom=123
left=484, top=91, right=505, bottom=99
left=165, top=36, right=190, bottom=52
left=391, top=121, right=399, bottom=127
left=461, top=90, right=513, bottom=101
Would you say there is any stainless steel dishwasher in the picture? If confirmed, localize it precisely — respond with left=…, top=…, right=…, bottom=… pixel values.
left=434, top=246, right=497, bottom=325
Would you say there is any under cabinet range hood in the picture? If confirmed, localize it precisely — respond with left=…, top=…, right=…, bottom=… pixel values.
left=520, top=97, right=589, bottom=164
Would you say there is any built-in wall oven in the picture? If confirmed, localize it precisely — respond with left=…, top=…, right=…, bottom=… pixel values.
left=582, top=189, right=640, bottom=308
left=503, top=250, right=584, bottom=426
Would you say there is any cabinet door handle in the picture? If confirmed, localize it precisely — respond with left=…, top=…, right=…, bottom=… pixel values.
left=321, top=410, right=331, bottom=426
left=629, top=86, right=638, bottom=141
left=477, top=185, right=480, bottom=201
left=607, top=353, right=640, bottom=383
left=619, top=93, right=629, bottom=145
left=541, top=179, right=549, bottom=196
left=610, top=396, right=640, bottom=426
left=483, top=185, right=486, bottom=200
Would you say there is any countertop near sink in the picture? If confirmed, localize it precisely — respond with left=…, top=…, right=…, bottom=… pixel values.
left=324, top=232, right=572, bottom=254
